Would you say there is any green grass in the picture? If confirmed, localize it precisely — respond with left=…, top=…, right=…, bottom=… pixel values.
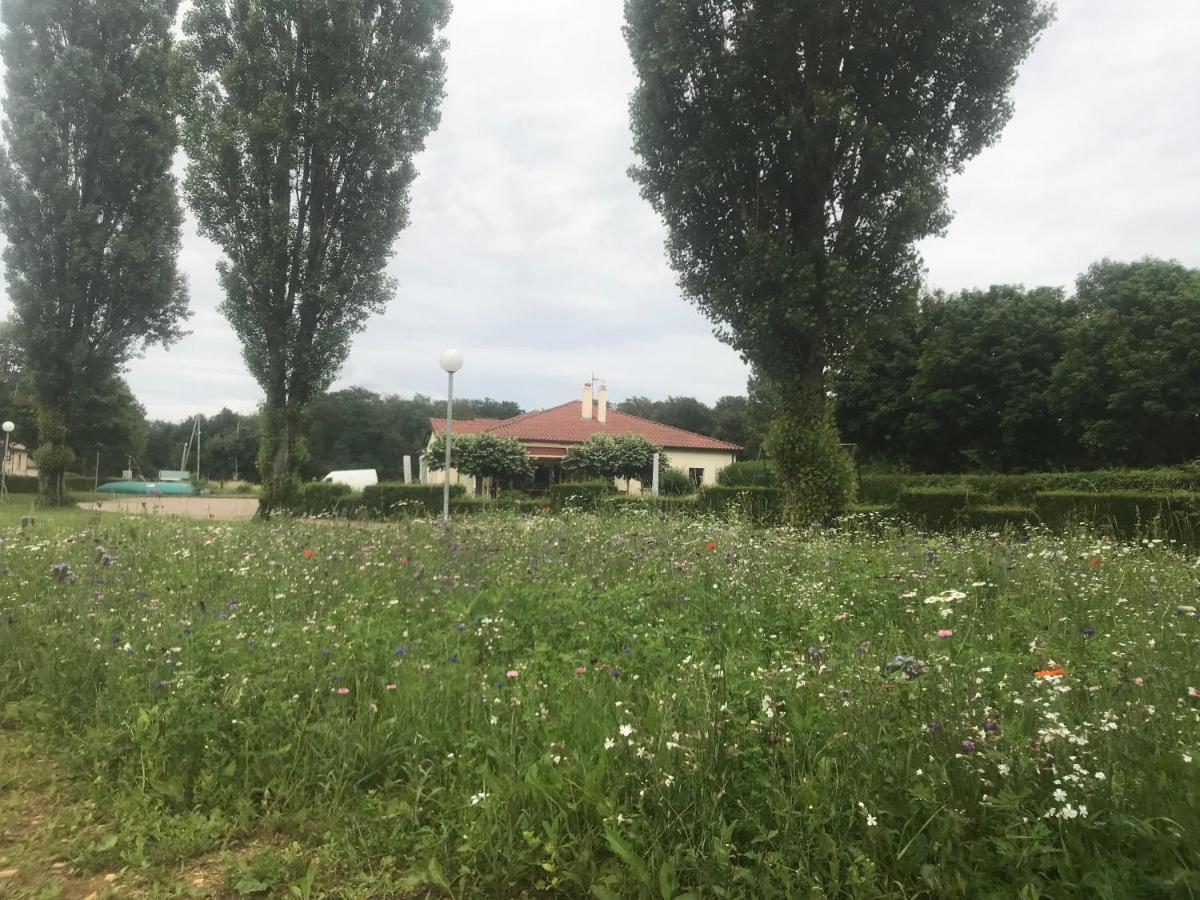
left=0, top=512, right=1198, bottom=897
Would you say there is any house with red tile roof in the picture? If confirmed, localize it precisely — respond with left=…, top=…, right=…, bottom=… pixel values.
left=427, top=383, right=741, bottom=493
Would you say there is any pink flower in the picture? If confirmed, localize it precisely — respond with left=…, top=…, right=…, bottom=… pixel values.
left=575, top=666, right=587, bottom=675
left=386, top=683, right=397, bottom=690
left=336, top=687, right=350, bottom=696
left=936, top=629, right=954, bottom=638
left=506, top=669, right=519, bottom=679
left=1133, top=676, right=1144, bottom=687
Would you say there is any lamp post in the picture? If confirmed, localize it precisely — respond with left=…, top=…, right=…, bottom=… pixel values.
left=439, top=349, right=463, bottom=521
left=94, top=443, right=103, bottom=491
left=1, top=421, right=13, bottom=502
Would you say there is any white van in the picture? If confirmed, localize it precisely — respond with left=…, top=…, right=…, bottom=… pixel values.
left=322, top=469, right=379, bottom=491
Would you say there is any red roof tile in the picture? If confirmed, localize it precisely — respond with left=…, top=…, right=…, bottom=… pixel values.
left=430, top=402, right=741, bottom=452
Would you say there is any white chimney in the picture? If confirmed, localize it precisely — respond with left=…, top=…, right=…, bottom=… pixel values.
left=597, top=385, right=608, bottom=424
left=581, top=382, right=593, bottom=419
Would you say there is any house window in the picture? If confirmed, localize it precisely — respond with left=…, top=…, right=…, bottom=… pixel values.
left=688, top=467, right=705, bottom=486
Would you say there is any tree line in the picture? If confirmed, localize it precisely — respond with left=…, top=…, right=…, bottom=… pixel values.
left=834, top=258, right=1200, bottom=473
left=0, top=0, right=1069, bottom=522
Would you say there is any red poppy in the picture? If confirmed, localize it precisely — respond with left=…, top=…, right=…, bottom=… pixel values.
left=399, top=557, right=409, bottom=566
left=706, top=541, right=717, bottom=551
left=1089, top=557, right=1101, bottom=569
left=1035, top=667, right=1067, bottom=679
left=303, top=549, right=315, bottom=559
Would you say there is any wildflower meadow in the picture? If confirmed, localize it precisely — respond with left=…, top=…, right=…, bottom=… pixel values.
left=1, top=509, right=1198, bottom=897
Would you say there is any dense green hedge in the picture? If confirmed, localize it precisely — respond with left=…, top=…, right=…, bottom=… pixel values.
left=659, top=467, right=696, bottom=496
left=861, top=468, right=1200, bottom=506
left=697, top=486, right=782, bottom=525
left=965, top=505, right=1039, bottom=531
left=716, top=460, right=778, bottom=488
left=550, top=481, right=615, bottom=511
left=896, top=487, right=975, bottom=530
left=362, top=483, right=465, bottom=517
left=1032, top=491, right=1200, bottom=540
left=3, top=474, right=39, bottom=494
left=291, top=482, right=359, bottom=517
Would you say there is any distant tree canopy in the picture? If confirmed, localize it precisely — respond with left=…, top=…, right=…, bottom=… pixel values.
left=833, top=258, right=1200, bottom=472
left=616, top=392, right=766, bottom=458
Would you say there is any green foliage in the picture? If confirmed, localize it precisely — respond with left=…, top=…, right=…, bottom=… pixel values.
left=625, top=0, right=1051, bottom=448
left=837, top=259, right=1200, bottom=473
left=716, top=460, right=778, bottom=488
left=697, top=486, right=782, bottom=525
left=425, top=434, right=534, bottom=495
left=767, top=413, right=856, bottom=525
left=562, top=435, right=664, bottom=487
left=657, top=467, right=695, bottom=496
left=2, top=512, right=1200, bottom=895
left=549, top=480, right=615, bottom=511
left=0, top=0, right=190, bottom=505
left=361, top=482, right=464, bottom=518
left=1032, top=491, right=1200, bottom=541
left=861, top=468, right=1200, bottom=507
left=289, top=482, right=359, bottom=518
left=1049, top=259, right=1200, bottom=467
left=965, top=505, right=1039, bottom=531
left=896, top=488, right=976, bottom=530
left=181, top=0, right=451, bottom=507
left=1, top=474, right=38, bottom=494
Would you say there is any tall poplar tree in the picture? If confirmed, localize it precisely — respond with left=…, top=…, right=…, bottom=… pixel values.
left=0, top=0, right=189, bottom=504
left=181, top=0, right=451, bottom=510
left=625, top=0, right=1052, bottom=523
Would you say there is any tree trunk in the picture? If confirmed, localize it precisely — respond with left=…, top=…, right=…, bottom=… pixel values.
left=34, top=405, right=75, bottom=507
left=257, top=401, right=300, bottom=515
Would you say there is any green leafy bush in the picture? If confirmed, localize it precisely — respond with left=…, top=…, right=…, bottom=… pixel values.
left=965, top=505, right=1038, bottom=531
left=716, top=459, right=777, bottom=487
left=697, top=486, right=782, bottom=525
left=1032, top=491, right=1200, bottom=540
left=658, top=467, right=696, bottom=495
left=896, top=487, right=975, bottom=530
left=549, top=480, right=615, bottom=511
left=362, top=483, right=465, bottom=518
left=2, top=474, right=39, bottom=494
left=290, top=482, right=359, bottom=517
left=766, top=414, right=855, bottom=524
left=861, top=468, right=1200, bottom=506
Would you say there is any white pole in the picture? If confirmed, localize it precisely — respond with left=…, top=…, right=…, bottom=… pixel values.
left=1, top=432, right=8, bottom=502
left=443, top=371, right=454, bottom=521
left=403, top=455, right=412, bottom=485
left=651, top=452, right=660, bottom=496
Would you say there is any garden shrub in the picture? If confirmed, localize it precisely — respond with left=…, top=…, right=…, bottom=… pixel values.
left=290, top=481, right=359, bottom=517
left=965, top=504, right=1038, bottom=531
left=861, top=468, right=1200, bottom=506
left=658, top=467, right=696, bottom=495
left=1032, top=491, right=1200, bottom=540
left=766, top=413, right=855, bottom=524
left=698, top=486, right=782, bottom=525
left=896, top=487, right=976, bottom=530
left=716, top=459, right=777, bottom=488
left=362, top=483, right=465, bottom=517
left=2, top=474, right=39, bottom=494
left=550, top=480, right=615, bottom=511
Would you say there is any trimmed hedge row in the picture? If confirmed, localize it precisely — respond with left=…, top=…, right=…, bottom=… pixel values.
left=3, top=474, right=39, bottom=494
left=363, top=483, right=466, bottom=516
left=1032, top=491, right=1200, bottom=540
left=549, top=481, right=615, bottom=511
left=291, top=482, right=359, bottom=517
left=861, top=468, right=1200, bottom=506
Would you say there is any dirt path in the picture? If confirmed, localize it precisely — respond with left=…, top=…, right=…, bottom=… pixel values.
left=77, top=496, right=259, bottom=521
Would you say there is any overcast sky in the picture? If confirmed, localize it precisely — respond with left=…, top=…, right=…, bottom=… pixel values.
left=4, top=0, right=1200, bottom=420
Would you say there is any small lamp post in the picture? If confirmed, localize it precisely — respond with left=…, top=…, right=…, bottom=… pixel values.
left=439, top=349, right=464, bottom=521
left=1, top=421, right=13, bottom=501
left=94, top=443, right=103, bottom=491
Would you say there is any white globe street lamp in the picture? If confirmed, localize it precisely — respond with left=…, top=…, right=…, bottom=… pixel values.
left=1, top=420, right=14, bottom=502
left=439, top=350, right=463, bottom=520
